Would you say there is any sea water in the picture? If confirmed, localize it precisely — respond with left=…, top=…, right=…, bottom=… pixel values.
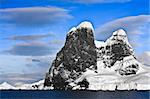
left=0, top=90, right=149, bottom=99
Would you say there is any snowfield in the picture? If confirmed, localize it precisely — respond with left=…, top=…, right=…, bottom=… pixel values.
left=86, top=68, right=150, bottom=90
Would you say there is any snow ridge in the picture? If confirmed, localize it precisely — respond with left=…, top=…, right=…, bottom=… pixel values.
left=67, top=21, right=94, bottom=35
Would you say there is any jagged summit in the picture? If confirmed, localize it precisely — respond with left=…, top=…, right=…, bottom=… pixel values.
left=106, top=29, right=131, bottom=48
left=77, top=21, right=94, bottom=31
left=112, top=29, right=127, bottom=36
left=67, top=21, right=94, bottom=36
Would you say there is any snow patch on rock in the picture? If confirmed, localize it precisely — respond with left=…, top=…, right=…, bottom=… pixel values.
left=112, top=29, right=127, bottom=36
left=77, top=21, right=94, bottom=31
left=68, top=27, right=76, bottom=33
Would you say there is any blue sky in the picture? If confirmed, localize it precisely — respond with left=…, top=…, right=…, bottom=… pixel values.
left=0, top=0, right=149, bottom=84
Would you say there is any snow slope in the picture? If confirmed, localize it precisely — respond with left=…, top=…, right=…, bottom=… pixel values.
left=15, top=80, right=44, bottom=90
left=71, top=64, right=150, bottom=90
left=90, top=67, right=150, bottom=90
left=0, top=82, right=16, bottom=90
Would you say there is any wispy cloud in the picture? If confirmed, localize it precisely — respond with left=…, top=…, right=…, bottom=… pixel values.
left=95, top=15, right=150, bottom=40
left=95, top=15, right=150, bottom=54
left=0, top=6, right=72, bottom=27
left=5, top=42, right=56, bottom=56
left=137, top=51, right=150, bottom=66
left=62, top=0, right=131, bottom=4
left=6, top=33, right=54, bottom=41
left=49, top=40, right=65, bottom=45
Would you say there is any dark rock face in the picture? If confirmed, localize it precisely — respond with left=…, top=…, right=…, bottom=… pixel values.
left=77, top=78, right=89, bottom=89
left=103, top=40, right=133, bottom=67
left=44, top=24, right=97, bottom=89
left=63, top=28, right=97, bottom=72
left=96, top=29, right=139, bottom=75
left=109, top=41, right=139, bottom=76
left=119, top=63, right=139, bottom=75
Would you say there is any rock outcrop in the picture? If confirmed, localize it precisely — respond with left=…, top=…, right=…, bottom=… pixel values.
left=96, top=29, right=139, bottom=75
left=44, top=21, right=97, bottom=89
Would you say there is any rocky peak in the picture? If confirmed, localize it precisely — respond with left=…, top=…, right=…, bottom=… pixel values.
left=112, top=29, right=127, bottom=36
left=77, top=21, right=94, bottom=32
left=44, top=21, right=97, bottom=89
left=97, top=29, right=139, bottom=75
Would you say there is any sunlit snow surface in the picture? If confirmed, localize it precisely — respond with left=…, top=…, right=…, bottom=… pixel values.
left=83, top=40, right=150, bottom=90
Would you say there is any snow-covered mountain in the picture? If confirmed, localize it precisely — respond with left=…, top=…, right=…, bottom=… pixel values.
left=0, top=82, right=16, bottom=90
left=0, top=21, right=149, bottom=90
left=0, top=80, right=45, bottom=90
left=43, top=21, right=150, bottom=90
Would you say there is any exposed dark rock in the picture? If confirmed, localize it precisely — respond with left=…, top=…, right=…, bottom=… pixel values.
left=96, top=29, right=139, bottom=75
left=44, top=22, right=97, bottom=89
left=77, top=78, right=89, bottom=89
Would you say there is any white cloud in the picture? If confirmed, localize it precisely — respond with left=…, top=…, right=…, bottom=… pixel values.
left=95, top=15, right=150, bottom=36
left=6, top=42, right=55, bottom=56
left=0, top=6, right=72, bottom=27
left=7, top=33, right=54, bottom=41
